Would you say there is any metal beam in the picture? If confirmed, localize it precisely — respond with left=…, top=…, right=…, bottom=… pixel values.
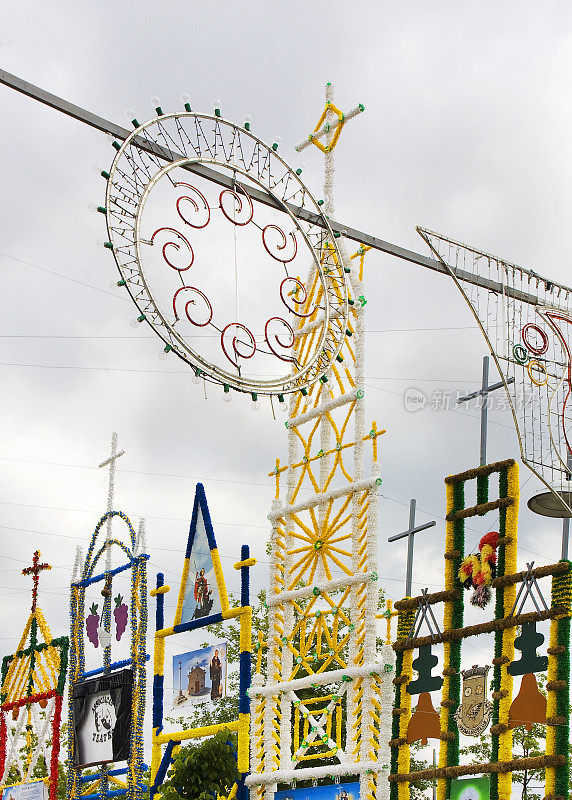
left=0, top=68, right=548, bottom=305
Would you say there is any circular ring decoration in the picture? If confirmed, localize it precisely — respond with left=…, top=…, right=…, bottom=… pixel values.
left=512, top=343, right=528, bottom=365
left=522, top=322, right=549, bottom=356
left=103, top=111, right=349, bottom=396
left=527, top=358, right=548, bottom=387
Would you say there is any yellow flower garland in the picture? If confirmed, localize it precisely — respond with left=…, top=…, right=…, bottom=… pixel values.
left=496, top=462, right=518, bottom=800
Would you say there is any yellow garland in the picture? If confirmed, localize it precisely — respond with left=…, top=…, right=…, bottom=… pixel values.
left=437, top=480, right=456, bottom=800
left=397, top=649, right=412, bottom=800
left=544, top=619, right=559, bottom=796
left=552, top=569, right=572, bottom=618
left=496, top=461, right=519, bottom=800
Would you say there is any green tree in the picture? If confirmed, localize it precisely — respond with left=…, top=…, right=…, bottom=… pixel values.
left=158, top=730, right=239, bottom=800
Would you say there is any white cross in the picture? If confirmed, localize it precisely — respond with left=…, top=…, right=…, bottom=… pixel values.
left=295, top=82, right=364, bottom=218
left=98, top=431, right=125, bottom=570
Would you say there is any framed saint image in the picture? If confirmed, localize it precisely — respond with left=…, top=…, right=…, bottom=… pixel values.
left=172, top=642, right=227, bottom=708
left=180, top=492, right=223, bottom=624
left=2, top=781, right=47, bottom=800
left=275, top=781, right=359, bottom=800
left=71, top=668, right=133, bottom=768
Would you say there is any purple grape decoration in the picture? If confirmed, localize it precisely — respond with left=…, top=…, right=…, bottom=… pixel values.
left=86, top=602, right=100, bottom=648
left=114, top=594, right=128, bottom=641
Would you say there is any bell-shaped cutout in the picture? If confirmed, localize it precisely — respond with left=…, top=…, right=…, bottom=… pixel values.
left=407, top=691, right=441, bottom=745
left=509, top=672, right=546, bottom=731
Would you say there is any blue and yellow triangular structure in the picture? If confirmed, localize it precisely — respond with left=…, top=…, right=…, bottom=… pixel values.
left=174, top=483, right=229, bottom=627
left=150, top=483, right=255, bottom=800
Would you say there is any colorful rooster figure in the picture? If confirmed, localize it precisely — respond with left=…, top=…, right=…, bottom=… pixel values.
left=458, top=531, right=499, bottom=608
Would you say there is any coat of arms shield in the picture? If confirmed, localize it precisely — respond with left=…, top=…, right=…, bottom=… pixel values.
left=454, top=664, right=493, bottom=736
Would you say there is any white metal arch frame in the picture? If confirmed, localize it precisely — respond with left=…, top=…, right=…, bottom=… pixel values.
left=103, top=111, right=350, bottom=397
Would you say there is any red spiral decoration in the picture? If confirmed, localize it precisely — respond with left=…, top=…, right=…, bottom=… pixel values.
left=172, top=286, right=213, bottom=327
left=265, top=317, right=296, bottom=362
left=219, top=188, right=254, bottom=225
left=221, top=323, right=256, bottom=368
left=279, top=277, right=316, bottom=318
left=151, top=227, right=194, bottom=271
left=174, top=182, right=211, bottom=229
left=262, top=225, right=297, bottom=263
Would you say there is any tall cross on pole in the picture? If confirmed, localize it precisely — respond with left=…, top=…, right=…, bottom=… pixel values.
left=98, top=431, right=125, bottom=572
left=22, top=550, right=52, bottom=612
left=294, top=83, right=364, bottom=581
left=457, top=355, right=514, bottom=466
left=388, top=499, right=436, bottom=597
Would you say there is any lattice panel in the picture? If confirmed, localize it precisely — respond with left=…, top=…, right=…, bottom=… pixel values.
left=248, top=239, right=394, bottom=800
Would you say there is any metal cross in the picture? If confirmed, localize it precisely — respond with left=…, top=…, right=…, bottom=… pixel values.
left=22, top=550, right=51, bottom=612
left=98, top=431, right=125, bottom=569
left=388, top=499, right=436, bottom=597
left=508, top=562, right=549, bottom=617
left=457, top=356, right=514, bottom=466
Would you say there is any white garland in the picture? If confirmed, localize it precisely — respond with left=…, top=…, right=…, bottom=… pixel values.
left=287, top=389, right=358, bottom=429
left=71, top=546, right=83, bottom=583
left=135, top=517, right=147, bottom=555
left=249, top=661, right=386, bottom=698
left=267, top=570, right=375, bottom=606
left=246, top=761, right=390, bottom=787
left=268, top=476, right=379, bottom=521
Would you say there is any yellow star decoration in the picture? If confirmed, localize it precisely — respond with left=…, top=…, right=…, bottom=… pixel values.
left=307, top=101, right=347, bottom=153
left=286, top=505, right=353, bottom=587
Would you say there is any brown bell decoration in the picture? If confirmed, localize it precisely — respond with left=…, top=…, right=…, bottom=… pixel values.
left=407, top=691, right=441, bottom=745
left=509, top=672, right=546, bottom=731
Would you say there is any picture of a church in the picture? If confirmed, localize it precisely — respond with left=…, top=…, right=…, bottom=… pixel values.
left=187, top=665, right=206, bottom=696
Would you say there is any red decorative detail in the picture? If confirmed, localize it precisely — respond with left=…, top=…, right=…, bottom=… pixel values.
left=22, top=551, right=51, bottom=613
left=2, top=689, right=58, bottom=712
left=264, top=317, right=296, bottom=362
left=49, top=693, right=63, bottom=800
left=279, top=277, right=316, bottom=318
left=220, top=323, right=256, bottom=369
left=219, top=188, right=254, bottom=225
left=479, top=530, right=499, bottom=559
left=542, top=311, right=572, bottom=456
left=0, top=711, right=7, bottom=785
left=174, top=182, right=211, bottom=229
left=173, top=286, right=213, bottom=327
left=262, top=225, right=298, bottom=263
left=151, top=227, right=194, bottom=271
left=522, top=323, right=549, bottom=356
left=1, top=692, right=63, bottom=800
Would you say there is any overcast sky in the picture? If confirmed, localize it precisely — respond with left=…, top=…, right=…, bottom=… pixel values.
left=2, top=0, right=572, bottom=760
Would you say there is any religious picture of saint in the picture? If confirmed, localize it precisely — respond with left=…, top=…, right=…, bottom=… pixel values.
left=172, top=642, right=227, bottom=708
left=193, top=568, right=213, bottom=619
left=210, top=649, right=223, bottom=701
left=180, top=505, right=222, bottom=625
